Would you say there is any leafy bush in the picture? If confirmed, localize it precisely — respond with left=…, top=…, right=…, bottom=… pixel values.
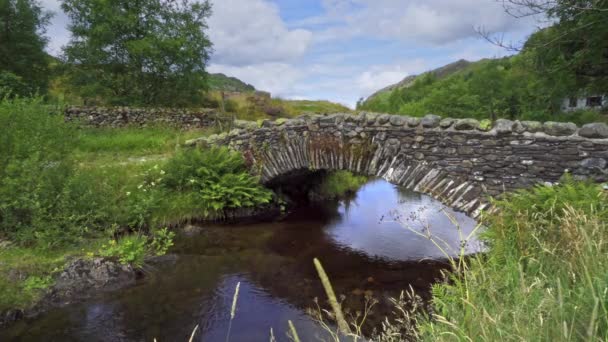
left=0, top=98, right=80, bottom=246
left=161, top=147, right=273, bottom=216
left=150, top=227, right=175, bottom=256
left=0, top=71, right=30, bottom=98
left=419, top=178, right=608, bottom=341
left=99, top=236, right=148, bottom=268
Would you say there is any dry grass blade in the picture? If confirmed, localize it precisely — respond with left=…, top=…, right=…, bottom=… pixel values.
left=288, top=320, right=301, bottom=342
left=313, top=258, right=352, bottom=335
left=188, top=325, right=199, bottom=342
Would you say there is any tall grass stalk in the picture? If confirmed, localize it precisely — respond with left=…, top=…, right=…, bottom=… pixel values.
left=225, top=281, right=241, bottom=342
left=188, top=325, right=199, bottom=342
left=287, top=320, right=301, bottom=342
left=313, top=258, right=352, bottom=335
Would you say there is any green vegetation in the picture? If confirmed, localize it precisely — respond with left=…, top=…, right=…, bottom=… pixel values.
left=0, top=98, right=273, bottom=312
left=211, top=91, right=351, bottom=121
left=359, top=57, right=607, bottom=124
left=208, top=73, right=255, bottom=92
left=98, top=235, right=148, bottom=268
left=418, top=178, right=608, bottom=341
left=0, top=0, right=50, bottom=97
left=318, top=171, right=368, bottom=199
left=60, top=0, right=212, bottom=106
left=0, top=241, right=103, bottom=311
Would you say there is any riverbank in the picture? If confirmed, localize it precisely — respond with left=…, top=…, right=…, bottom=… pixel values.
left=393, top=179, right=607, bottom=341
left=0, top=99, right=277, bottom=322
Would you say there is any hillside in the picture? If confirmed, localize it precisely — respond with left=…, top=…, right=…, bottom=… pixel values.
left=363, top=59, right=474, bottom=104
left=358, top=56, right=606, bottom=124
left=208, top=73, right=256, bottom=92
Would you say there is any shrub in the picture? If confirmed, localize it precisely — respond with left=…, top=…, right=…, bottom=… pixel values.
left=99, top=235, right=148, bottom=268
left=159, top=148, right=273, bottom=218
left=0, top=98, right=79, bottom=246
left=150, top=227, right=175, bottom=256
left=0, top=71, right=30, bottom=98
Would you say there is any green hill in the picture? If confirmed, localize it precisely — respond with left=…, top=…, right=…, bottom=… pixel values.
left=208, top=73, right=256, bottom=92
left=358, top=56, right=606, bottom=124
left=363, top=59, right=474, bottom=105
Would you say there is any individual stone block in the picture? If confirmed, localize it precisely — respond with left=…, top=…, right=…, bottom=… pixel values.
left=454, top=118, right=480, bottom=130
left=543, top=121, right=577, bottom=136
left=579, top=123, right=608, bottom=139
left=421, top=114, right=441, bottom=128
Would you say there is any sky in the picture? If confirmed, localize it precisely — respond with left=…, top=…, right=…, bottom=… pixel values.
left=40, top=0, right=540, bottom=108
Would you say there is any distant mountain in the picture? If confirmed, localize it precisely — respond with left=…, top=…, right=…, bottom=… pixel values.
left=363, top=59, right=475, bottom=104
left=208, top=73, right=256, bottom=92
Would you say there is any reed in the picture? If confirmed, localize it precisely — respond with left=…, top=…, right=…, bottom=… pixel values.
left=225, top=281, right=241, bottom=342
left=287, top=320, right=301, bottom=342
left=313, top=258, right=352, bottom=335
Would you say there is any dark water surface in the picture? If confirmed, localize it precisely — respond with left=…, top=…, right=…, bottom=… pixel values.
left=2, top=179, right=479, bottom=342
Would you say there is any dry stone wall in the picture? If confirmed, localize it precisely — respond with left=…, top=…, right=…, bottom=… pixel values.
left=189, top=113, right=608, bottom=218
left=64, top=106, right=229, bottom=128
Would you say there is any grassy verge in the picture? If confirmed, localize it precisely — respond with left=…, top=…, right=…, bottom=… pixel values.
left=417, top=178, right=608, bottom=341
left=0, top=241, right=103, bottom=311
left=206, top=91, right=351, bottom=121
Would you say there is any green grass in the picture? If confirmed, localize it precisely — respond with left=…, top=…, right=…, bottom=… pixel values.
left=74, top=126, right=213, bottom=163
left=417, top=178, right=608, bottom=341
left=284, top=99, right=351, bottom=115
left=0, top=240, right=103, bottom=311
left=318, top=171, right=368, bottom=199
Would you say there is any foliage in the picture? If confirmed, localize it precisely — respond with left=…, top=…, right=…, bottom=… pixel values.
left=61, top=0, right=212, bottom=106
left=513, top=1, right=608, bottom=95
left=0, top=0, right=50, bottom=95
left=22, top=275, right=53, bottom=291
left=0, top=98, right=82, bottom=246
left=98, top=235, right=148, bottom=268
left=161, top=148, right=273, bottom=216
left=359, top=53, right=606, bottom=123
left=150, top=227, right=175, bottom=256
left=318, top=171, right=368, bottom=199
left=0, top=71, right=29, bottom=98
left=208, top=73, right=255, bottom=92
left=418, top=178, right=608, bottom=341
left=211, top=91, right=352, bottom=121
left=0, top=240, right=102, bottom=311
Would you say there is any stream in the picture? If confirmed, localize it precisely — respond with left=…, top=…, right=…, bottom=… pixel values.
left=1, top=179, right=480, bottom=342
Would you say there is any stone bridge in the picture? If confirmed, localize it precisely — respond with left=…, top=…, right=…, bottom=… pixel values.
left=188, top=113, right=608, bottom=218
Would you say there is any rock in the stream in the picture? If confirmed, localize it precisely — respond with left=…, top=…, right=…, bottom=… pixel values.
left=55, top=258, right=137, bottom=295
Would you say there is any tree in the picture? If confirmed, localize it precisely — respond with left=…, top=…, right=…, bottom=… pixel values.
left=0, top=0, right=50, bottom=96
left=488, top=0, right=608, bottom=95
left=61, top=0, right=213, bottom=106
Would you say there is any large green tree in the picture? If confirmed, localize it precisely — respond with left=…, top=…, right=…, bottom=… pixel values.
left=0, top=0, right=50, bottom=97
left=499, top=0, right=608, bottom=95
left=61, top=0, right=213, bottom=106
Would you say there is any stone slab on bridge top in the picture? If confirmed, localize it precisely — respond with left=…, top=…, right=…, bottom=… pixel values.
left=187, top=112, right=608, bottom=218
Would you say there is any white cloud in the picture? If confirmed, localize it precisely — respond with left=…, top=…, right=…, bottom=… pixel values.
left=208, top=0, right=313, bottom=66
left=208, top=62, right=304, bottom=96
left=356, top=59, right=428, bottom=95
left=309, top=0, right=537, bottom=44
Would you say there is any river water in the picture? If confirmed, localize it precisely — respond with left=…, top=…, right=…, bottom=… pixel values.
left=2, top=179, right=479, bottom=342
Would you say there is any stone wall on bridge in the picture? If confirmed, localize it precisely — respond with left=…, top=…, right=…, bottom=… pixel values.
left=65, top=106, right=229, bottom=128
left=188, top=113, right=608, bottom=218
